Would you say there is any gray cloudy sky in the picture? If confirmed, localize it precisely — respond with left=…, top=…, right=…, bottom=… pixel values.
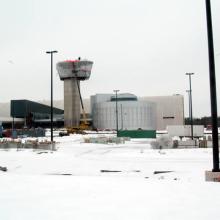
left=0, top=0, right=219, bottom=117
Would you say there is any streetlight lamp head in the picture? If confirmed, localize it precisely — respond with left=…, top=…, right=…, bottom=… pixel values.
left=113, top=89, right=120, bottom=93
left=46, top=51, right=58, bottom=54
left=186, top=72, right=195, bottom=76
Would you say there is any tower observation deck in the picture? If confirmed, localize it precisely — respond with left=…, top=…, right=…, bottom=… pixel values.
left=56, top=59, right=93, bottom=127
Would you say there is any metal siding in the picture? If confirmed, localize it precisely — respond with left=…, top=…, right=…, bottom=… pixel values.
left=142, top=95, right=184, bottom=130
left=92, top=101, right=156, bottom=130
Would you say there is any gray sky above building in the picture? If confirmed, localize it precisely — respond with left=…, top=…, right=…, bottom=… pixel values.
left=0, top=0, right=219, bottom=117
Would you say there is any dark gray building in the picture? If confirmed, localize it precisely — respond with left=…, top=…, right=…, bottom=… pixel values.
left=11, top=100, right=64, bottom=128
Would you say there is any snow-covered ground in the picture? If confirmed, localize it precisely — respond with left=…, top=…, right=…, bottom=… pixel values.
left=0, top=134, right=220, bottom=220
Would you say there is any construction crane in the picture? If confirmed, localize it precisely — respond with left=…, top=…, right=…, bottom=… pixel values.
left=75, top=76, right=89, bottom=130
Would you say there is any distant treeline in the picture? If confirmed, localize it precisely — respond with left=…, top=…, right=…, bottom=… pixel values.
left=185, top=117, right=220, bottom=127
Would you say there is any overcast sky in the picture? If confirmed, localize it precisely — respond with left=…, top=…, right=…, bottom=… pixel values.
left=0, top=0, right=220, bottom=117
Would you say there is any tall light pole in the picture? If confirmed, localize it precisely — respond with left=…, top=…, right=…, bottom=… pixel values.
left=186, top=90, right=191, bottom=123
left=205, top=0, right=219, bottom=172
left=120, top=104, right=123, bottom=130
left=113, top=90, right=119, bottom=136
left=46, top=50, right=58, bottom=143
left=186, top=73, right=194, bottom=140
left=11, top=101, right=15, bottom=138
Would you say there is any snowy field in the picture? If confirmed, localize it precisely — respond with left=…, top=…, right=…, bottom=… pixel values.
left=0, top=133, right=220, bottom=220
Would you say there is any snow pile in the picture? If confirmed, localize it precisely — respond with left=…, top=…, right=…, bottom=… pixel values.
left=150, top=135, right=173, bottom=149
left=0, top=133, right=219, bottom=220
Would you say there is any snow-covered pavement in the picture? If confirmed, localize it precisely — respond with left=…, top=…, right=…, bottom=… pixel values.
left=0, top=134, right=219, bottom=220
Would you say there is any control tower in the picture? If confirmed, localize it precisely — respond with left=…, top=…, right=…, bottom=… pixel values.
left=56, top=59, right=93, bottom=127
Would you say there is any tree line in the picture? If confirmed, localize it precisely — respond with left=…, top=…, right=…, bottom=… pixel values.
left=185, top=117, right=220, bottom=128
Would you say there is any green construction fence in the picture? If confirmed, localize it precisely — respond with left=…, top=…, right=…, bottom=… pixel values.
left=117, top=130, right=156, bottom=138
